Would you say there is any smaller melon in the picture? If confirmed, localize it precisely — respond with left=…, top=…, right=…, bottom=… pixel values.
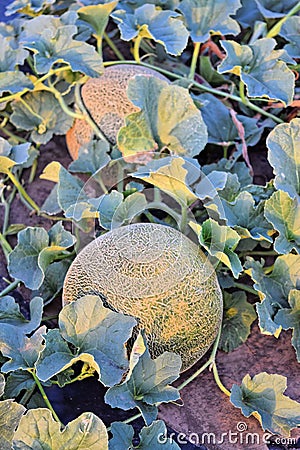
left=62, top=223, right=223, bottom=371
left=66, top=65, right=169, bottom=160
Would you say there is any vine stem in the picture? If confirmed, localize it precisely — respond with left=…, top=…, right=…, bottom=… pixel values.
left=0, top=232, right=12, bottom=262
left=103, top=31, right=125, bottom=61
left=233, top=282, right=257, bottom=296
left=267, top=2, right=300, bottom=38
left=133, top=35, right=143, bottom=63
left=30, top=369, right=62, bottom=424
left=74, top=83, right=107, bottom=142
left=180, top=203, right=188, bottom=234
left=104, top=60, right=284, bottom=124
left=0, top=279, right=20, bottom=297
left=0, top=65, right=72, bottom=104
left=189, top=42, right=201, bottom=79
left=6, top=171, right=40, bottom=212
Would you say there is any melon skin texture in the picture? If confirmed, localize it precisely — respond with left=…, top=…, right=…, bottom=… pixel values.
left=66, top=64, right=169, bottom=160
left=62, top=223, right=223, bottom=371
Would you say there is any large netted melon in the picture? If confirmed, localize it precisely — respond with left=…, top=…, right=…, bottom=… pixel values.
left=66, top=64, right=169, bottom=160
left=63, top=223, right=223, bottom=371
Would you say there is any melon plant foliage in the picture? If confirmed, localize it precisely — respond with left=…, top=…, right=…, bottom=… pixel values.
left=0, top=0, right=299, bottom=448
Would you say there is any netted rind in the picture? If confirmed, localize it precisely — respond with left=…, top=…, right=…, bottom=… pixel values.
left=63, top=223, right=223, bottom=370
left=66, top=65, right=169, bottom=159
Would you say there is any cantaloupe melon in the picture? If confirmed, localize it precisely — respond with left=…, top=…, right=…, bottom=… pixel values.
left=62, top=223, right=223, bottom=371
left=66, top=65, right=169, bottom=160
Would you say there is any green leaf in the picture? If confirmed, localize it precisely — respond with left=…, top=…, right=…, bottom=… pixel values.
left=109, top=422, right=134, bottom=449
left=97, top=191, right=123, bottom=230
left=178, top=0, right=241, bottom=43
left=37, top=295, right=136, bottom=387
left=0, top=400, right=25, bottom=450
left=6, top=0, right=55, bottom=15
left=0, top=296, right=43, bottom=334
left=4, top=370, right=35, bottom=400
left=198, top=93, right=264, bottom=147
left=266, top=118, right=300, bottom=198
left=195, top=171, right=228, bottom=200
left=193, top=219, right=242, bottom=278
left=105, top=333, right=181, bottom=425
left=245, top=255, right=300, bottom=335
left=118, top=76, right=207, bottom=160
left=264, top=190, right=300, bottom=254
left=34, top=260, right=70, bottom=303
left=109, top=420, right=181, bottom=449
left=0, top=373, right=4, bottom=397
left=78, top=1, right=118, bottom=38
left=219, top=291, right=256, bottom=352
left=218, top=38, right=295, bottom=105
left=255, top=0, right=299, bottom=18
left=0, top=35, right=28, bottom=72
left=280, top=16, right=300, bottom=58
left=230, top=372, right=300, bottom=435
left=0, top=138, right=33, bottom=173
left=112, top=4, right=188, bottom=55
left=24, top=24, right=103, bottom=76
left=132, top=157, right=198, bottom=206
left=206, top=191, right=273, bottom=243
left=0, top=72, right=33, bottom=96
left=68, top=139, right=110, bottom=175
left=110, top=192, right=147, bottom=229
left=11, top=91, right=74, bottom=145
left=8, top=223, right=75, bottom=290
left=13, top=409, right=108, bottom=450
left=275, top=289, right=300, bottom=362
left=0, top=326, right=45, bottom=373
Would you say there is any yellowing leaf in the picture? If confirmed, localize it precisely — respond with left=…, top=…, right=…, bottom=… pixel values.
left=133, top=157, right=198, bottom=206
left=40, top=161, right=61, bottom=182
left=0, top=156, right=16, bottom=174
left=231, top=372, right=300, bottom=435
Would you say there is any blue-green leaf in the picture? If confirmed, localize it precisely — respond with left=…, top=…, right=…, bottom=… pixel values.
left=24, top=24, right=103, bottom=76
left=11, top=92, right=73, bottom=145
left=230, top=372, right=300, bottom=435
left=280, top=16, right=300, bottom=58
left=218, top=38, right=295, bottom=105
left=69, top=139, right=110, bottom=175
left=109, top=420, right=181, bottom=449
left=112, top=4, right=188, bottom=55
left=264, top=190, right=300, bottom=254
left=266, top=118, right=300, bottom=198
left=275, top=289, right=300, bottom=362
left=245, top=255, right=300, bottom=335
left=219, top=291, right=256, bottom=352
left=46, top=295, right=137, bottom=387
left=255, top=0, right=299, bottom=18
left=0, top=325, right=45, bottom=373
left=178, top=0, right=241, bottom=43
left=118, top=75, right=207, bottom=160
left=105, top=333, right=181, bottom=425
left=8, top=223, right=75, bottom=290
left=206, top=191, right=273, bottom=243
left=13, top=409, right=108, bottom=450
left=0, top=72, right=33, bottom=96
left=6, top=0, right=55, bottom=15
left=0, top=296, right=43, bottom=334
left=193, top=219, right=242, bottom=278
